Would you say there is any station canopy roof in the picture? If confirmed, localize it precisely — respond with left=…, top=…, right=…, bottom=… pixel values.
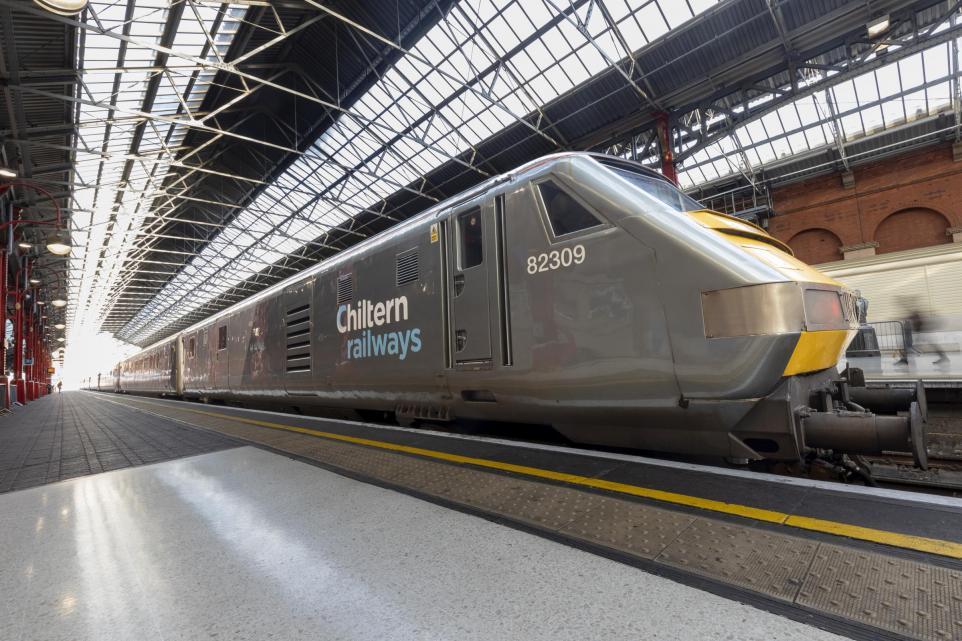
left=2, top=0, right=958, bottom=355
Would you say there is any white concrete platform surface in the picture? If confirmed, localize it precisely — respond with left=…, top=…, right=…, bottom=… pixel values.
left=0, top=445, right=844, bottom=641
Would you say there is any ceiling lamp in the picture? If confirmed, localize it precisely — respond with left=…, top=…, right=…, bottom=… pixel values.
left=57, top=337, right=65, bottom=343
left=29, top=277, right=41, bottom=285
left=51, top=298, right=67, bottom=308
left=32, top=0, right=88, bottom=16
left=55, top=323, right=65, bottom=330
left=36, top=301, right=45, bottom=306
left=867, top=15, right=890, bottom=38
left=17, top=241, right=31, bottom=250
left=45, top=230, right=71, bottom=256
left=0, top=167, right=16, bottom=178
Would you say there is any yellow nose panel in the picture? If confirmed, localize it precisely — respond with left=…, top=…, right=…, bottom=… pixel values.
left=783, top=329, right=855, bottom=376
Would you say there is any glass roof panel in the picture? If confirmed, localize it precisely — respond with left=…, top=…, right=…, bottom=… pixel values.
left=676, top=36, right=962, bottom=189
left=119, top=0, right=723, bottom=344
left=68, top=2, right=248, bottom=350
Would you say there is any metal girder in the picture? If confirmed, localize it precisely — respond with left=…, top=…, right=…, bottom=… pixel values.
left=598, top=3, right=962, bottom=184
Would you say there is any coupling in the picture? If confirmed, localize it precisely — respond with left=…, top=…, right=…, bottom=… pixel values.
left=800, top=402, right=927, bottom=469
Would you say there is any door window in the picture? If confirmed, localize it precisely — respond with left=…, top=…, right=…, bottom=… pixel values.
left=458, top=208, right=483, bottom=269
left=217, top=326, right=227, bottom=350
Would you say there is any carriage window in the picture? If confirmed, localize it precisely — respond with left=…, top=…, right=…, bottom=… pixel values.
left=458, top=208, right=483, bottom=269
left=188, top=337, right=195, bottom=358
left=537, top=180, right=603, bottom=237
left=217, top=326, right=227, bottom=350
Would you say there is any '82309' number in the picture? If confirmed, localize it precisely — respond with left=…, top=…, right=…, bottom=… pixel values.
left=526, top=244, right=586, bottom=274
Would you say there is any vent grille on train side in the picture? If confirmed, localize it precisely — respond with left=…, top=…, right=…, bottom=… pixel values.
left=336, top=274, right=353, bottom=304
left=396, top=248, right=419, bottom=286
left=285, top=302, right=311, bottom=373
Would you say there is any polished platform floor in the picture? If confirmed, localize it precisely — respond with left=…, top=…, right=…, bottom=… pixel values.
left=0, top=445, right=842, bottom=641
left=4, top=392, right=962, bottom=640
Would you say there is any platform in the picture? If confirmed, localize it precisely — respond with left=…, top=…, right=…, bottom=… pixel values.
left=0, top=444, right=848, bottom=641
left=0, top=392, right=239, bottom=493
left=1, top=392, right=961, bottom=641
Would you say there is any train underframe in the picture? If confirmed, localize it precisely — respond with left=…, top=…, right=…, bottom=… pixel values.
left=108, top=366, right=929, bottom=476
left=727, top=366, right=927, bottom=475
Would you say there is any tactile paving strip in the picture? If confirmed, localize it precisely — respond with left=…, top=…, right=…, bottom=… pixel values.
left=797, top=544, right=962, bottom=641
left=656, top=519, right=818, bottom=601
left=110, top=395, right=962, bottom=641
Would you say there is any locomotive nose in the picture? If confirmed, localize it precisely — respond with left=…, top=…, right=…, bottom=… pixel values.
left=701, top=282, right=858, bottom=376
left=702, top=282, right=925, bottom=467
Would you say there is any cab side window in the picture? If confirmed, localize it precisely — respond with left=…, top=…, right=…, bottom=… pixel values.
left=537, top=180, right=603, bottom=237
left=458, top=208, right=483, bottom=269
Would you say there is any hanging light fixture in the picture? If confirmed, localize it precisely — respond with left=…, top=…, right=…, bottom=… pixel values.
left=57, top=337, right=65, bottom=343
left=0, top=167, right=16, bottom=178
left=51, top=298, right=67, bottom=308
left=867, top=15, right=890, bottom=38
left=29, top=277, right=41, bottom=285
left=32, top=0, right=88, bottom=16
left=45, top=229, right=71, bottom=256
left=55, top=323, right=65, bottom=330
left=17, top=241, right=31, bottom=250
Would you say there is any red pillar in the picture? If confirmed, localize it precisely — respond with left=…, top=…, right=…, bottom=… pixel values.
left=12, top=282, right=23, bottom=405
left=24, top=297, right=34, bottom=402
left=0, top=247, right=6, bottom=410
left=656, top=112, right=678, bottom=185
left=31, top=307, right=40, bottom=399
left=38, top=313, right=48, bottom=396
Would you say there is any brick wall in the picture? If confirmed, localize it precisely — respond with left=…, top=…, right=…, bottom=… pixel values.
left=767, top=145, right=962, bottom=263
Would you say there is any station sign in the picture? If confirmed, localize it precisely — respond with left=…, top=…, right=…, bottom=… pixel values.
left=24, top=358, right=33, bottom=366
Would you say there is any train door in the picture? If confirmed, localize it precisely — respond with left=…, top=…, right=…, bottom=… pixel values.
left=445, top=196, right=496, bottom=365
left=283, top=279, right=314, bottom=394
left=212, top=321, right=229, bottom=393
left=168, top=342, right=177, bottom=394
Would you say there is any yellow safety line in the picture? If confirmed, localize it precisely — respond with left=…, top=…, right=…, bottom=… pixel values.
left=124, top=397, right=962, bottom=559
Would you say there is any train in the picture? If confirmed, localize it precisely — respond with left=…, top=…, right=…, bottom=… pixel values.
left=84, top=152, right=928, bottom=469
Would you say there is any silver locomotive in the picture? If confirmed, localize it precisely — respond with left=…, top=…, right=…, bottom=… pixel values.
left=88, top=153, right=927, bottom=467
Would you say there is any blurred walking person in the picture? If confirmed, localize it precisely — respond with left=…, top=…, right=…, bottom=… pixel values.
left=894, top=304, right=922, bottom=366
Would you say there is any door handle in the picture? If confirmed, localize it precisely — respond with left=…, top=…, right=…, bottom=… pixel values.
left=454, top=273, right=465, bottom=296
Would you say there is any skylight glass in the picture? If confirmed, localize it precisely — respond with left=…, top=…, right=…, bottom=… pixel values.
left=118, top=0, right=722, bottom=344
left=67, top=1, right=247, bottom=339
left=675, top=39, right=958, bottom=188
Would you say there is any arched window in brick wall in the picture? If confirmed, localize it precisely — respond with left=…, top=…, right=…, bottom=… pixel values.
left=787, top=228, right=843, bottom=265
left=874, top=208, right=950, bottom=254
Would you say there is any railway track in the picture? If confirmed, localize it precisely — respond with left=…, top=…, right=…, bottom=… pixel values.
left=866, top=452, right=962, bottom=494
left=386, top=414, right=962, bottom=496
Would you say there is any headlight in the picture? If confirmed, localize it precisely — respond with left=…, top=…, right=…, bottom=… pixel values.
left=804, top=287, right=858, bottom=330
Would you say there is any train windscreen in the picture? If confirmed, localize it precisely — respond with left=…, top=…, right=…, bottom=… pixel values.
left=608, top=167, right=703, bottom=213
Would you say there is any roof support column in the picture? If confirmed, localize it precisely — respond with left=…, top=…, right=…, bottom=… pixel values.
left=11, top=261, right=23, bottom=404
left=24, top=282, right=35, bottom=402
left=656, top=112, right=677, bottom=184
left=0, top=245, right=7, bottom=410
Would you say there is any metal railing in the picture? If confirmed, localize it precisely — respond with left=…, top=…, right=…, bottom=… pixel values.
left=695, top=183, right=773, bottom=221
left=868, top=321, right=906, bottom=352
